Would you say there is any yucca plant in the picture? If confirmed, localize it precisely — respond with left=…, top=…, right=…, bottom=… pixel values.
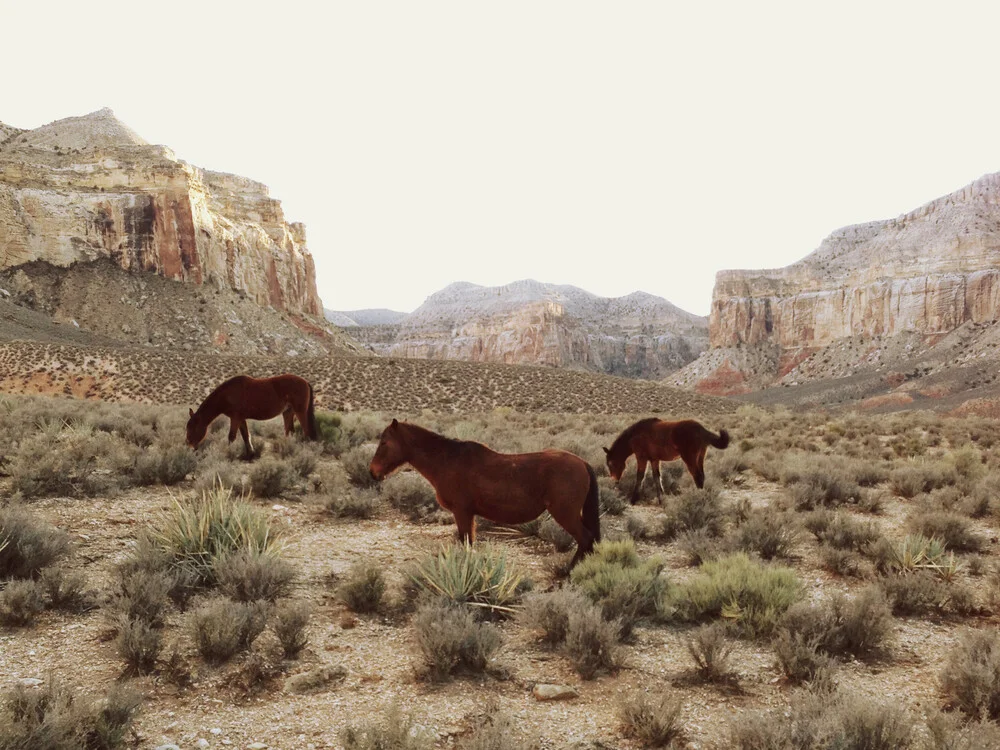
left=143, top=483, right=283, bottom=588
left=890, top=534, right=947, bottom=573
left=409, top=542, right=524, bottom=615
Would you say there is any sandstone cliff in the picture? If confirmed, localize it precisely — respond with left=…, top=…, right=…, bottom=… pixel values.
left=672, top=171, right=1000, bottom=397
left=338, top=280, right=708, bottom=379
left=0, top=108, right=321, bottom=318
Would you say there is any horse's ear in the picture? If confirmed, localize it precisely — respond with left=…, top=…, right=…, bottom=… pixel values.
left=189, top=408, right=194, bottom=418
left=602, top=447, right=610, bottom=455
left=391, top=418, right=398, bottom=428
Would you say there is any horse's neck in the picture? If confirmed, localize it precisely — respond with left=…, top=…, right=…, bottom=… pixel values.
left=196, top=391, right=226, bottom=422
left=400, top=425, right=464, bottom=485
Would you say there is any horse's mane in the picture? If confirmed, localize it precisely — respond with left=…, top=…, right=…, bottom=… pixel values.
left=608, top=417, right=660, bottom=456
left=196, top=375, right=245, bottom=413
left=399, top=421, right=492, bottom=454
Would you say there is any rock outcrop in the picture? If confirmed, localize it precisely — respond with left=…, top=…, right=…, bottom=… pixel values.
left=339, top=279, right=708, bottom=379
left=674, top=171, right=1000, bottom=396
left=0, top=108, right=321, bottom=318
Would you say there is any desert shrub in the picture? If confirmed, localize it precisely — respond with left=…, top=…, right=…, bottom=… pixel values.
left=879, top=571, right=976, bottom=616
left=891, top=462, right=958, bottom=498
left=908, top=511, right=984, bottom=553
left=413, top=599, right=501, bottom=680
left=570, top=539, right=666, bottom=637
left=676, top=529, right=726, bottom=567
left=132, top=445, right=196, bottom=486
left=340, top=703, right=435, bottom=750
left=731, top=509, right=799, bottom=560
left=193, top=459, right=245, bottom=494
left=461, top=704, right=537, bottom=750
left=782, top=455, right=863, bottom=509
left=710, top=451, right=750, bottom=485
left=381, top=472, right=438, bottom=521
left=114, top=616, right=162, bottom=674
left=271, top=439, right=320, bottom=478
left=730, top=684, right=911, bottom=750
left=669, top=553, right=803, bottom=638
left=248, top=457, right=298, bottom=499
left=215, top=549, right=296, bottom=602
left=778, top=587, right=892, bottom=661
left=618, top=691, right=685, bottom=747
left=0, top=578, right=47, bottom=626
left=806, top=511, right=882, bottom=551
left=272, top=599, right=311, bottom=658
left=772, top=629, right=833, bottom=683
left=286, top=664, right=347, bottom=695
left=323, top=488, right=379, bottom=519
left=819, top=546, right=871, bottom=579
left=341, top=444, right=378, bottom=488
left=0, top=507, right=70, bottom=579
left=598, top=478, right=628, bottom=515
left=685, top=623, right=735, bottom=682
left=668, top=486, right=726, bottom=536
left=10, top=427, right=135, bottom=498
left=409, top=543, right=524, bottom=615
left=314, top=411, right=347, bottom=454
left=40, top=567, right=93, bottom=612
left=0, top=679, right=141, bottom=750
left=337, top=561, right=386, bottom=614
left=940, top=628, right=1000, bottom=721
left=521, top=586, right=595, bottom=646
left=190, top=597, right=269, bottom=664
left=143, top=484, right=284, bottom=590
left=926, top=711, right=1000, bottom=750
left=106, top=567, right=174, bottom=628
left=564, top=601, right=622, bottom=679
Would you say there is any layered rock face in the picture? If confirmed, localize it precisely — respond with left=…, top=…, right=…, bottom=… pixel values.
left=0, top=108, right=321, bottom=317
left=711, top=173, right=1000, bottom=349
left=338, top=280, right=708, bottom=379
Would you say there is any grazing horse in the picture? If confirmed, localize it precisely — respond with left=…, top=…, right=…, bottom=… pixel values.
left=369, top=419, right=601, bottom=566
left=604, top=418, right=730, bottom=502
left=186, top=374, right=317, bottom=459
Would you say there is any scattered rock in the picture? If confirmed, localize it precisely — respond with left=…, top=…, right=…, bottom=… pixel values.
left=17, top=678, right=43, bottom=687
left=532, top=683, right=579, bottom=701
left=285, top=664, right=347, bottom=695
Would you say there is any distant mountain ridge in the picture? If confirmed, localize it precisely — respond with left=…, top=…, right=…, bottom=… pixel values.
left=329, top=279, right=708, bottom=379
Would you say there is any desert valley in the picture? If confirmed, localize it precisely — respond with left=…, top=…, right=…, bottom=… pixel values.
left=4, top=108, right=1000, bottom=750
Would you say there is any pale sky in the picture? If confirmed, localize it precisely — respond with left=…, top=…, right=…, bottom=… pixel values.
left=4, top=1, right=999, bottom=316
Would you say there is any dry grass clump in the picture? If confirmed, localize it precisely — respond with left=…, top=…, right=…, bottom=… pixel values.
left=926, top=711, right=1000, bottom=749
left=285, top=663, right=347, bottom=695
left=133, top=445, right=196, bottom=486
left=666, top=486, right=727, bottom=537
left=730, top=683, right=912, bottom=750
left=39, top=566, right=94, bottom=612
left=668, top=553, right=803, bottom=638
left=341, top=703, right=435, bottom=750
left=879, top=571, right=976, bottom=617
left=569, top=539, right=666, bottom=637
left=0, top=679, right=141, bottom=750
left=190, top=597, right=269, bottom=664
left=685, top=622, right=736, bottom=683
left=461, top=704, right=538, bottom=750
left=890, top=461, right=959, bottom=498
left=0, top=507, right=69, bottom=579
left=272, top=599, right=312, bottom=659
left=907, top=511, right=985, bottom=553
left=248, top=457, right=299, bottom=499
left=0, top=578, right=47, bottom=626
left=214, top=548, right=296, bottom=602
left=340, top=444, right=379, bottom=488
left=777, top=587, right=893, bottom=662
left=323, top=488, right=380, bottom=519
left=336, top=561, right=386, bottom=614
left=731, top=508, right=800, bottom=560
left=940, top=628, right=1000, bottom=720
left=412, top=598, right=502, bottom=681
left=380, top=472, right=439, bottom=522
left=618, top=691, right=685, bottom=748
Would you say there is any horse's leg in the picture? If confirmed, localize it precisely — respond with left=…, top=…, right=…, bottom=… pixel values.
left=550, top=505, right=594, bottom=568
left=239, top=421, right=256, bottom=460
left=650, top=459, right=663, bottom=500
left=228, top=417, right=239, bottom=444
left=452, top=507, right=476, bottom=544
left=282, top=407, right=295, bottom=436
left=631, top=457, right=647, bottom=504
left=682, top=449, right=705, bottom=489
left=696, top=447, right=708, bottom=489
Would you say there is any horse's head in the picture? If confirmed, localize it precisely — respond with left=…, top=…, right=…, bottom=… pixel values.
left=186, top=408, right=208, bottom=450
left=603, top=446, right=626, bottom=481
left=370, top=418, right=408, bottom=480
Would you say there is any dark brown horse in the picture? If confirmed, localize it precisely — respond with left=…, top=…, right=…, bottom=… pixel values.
left=604, top=418, right=729, bottom=502
left=369, top=420, right=601, bottom=566
left=186, top=374, right=317, bottom=459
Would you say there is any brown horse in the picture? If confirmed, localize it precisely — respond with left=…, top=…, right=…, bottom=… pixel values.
left=604, top=418, right=729, bottom=502
left=369, top=420, right=601, bottom=566
left=186, top=374, right=317, bottom=459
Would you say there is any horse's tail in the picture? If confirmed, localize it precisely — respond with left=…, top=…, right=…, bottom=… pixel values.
left=583, top=463, right=601, bottom=544
left=307, top=382, right=318, bottom=441
left=706, top=426, right=730, bottom=450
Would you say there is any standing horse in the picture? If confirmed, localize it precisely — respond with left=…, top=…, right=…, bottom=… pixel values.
left=369, top=420, right=601, bottom=566
left=604, top=418, right=729, bottom=503
left=186, top=374, right=317, bottom=459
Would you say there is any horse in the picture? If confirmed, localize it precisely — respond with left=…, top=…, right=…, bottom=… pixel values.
left=604, top=418, right=730, bottom=502
left=185, top=374, right=317, bottom=459
left=369, top=419, right=601, bottom=566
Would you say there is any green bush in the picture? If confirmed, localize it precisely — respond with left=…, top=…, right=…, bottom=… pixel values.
left=669, top=553, right=803, bottom=638
left=409, top=543, right=524, bottom=615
